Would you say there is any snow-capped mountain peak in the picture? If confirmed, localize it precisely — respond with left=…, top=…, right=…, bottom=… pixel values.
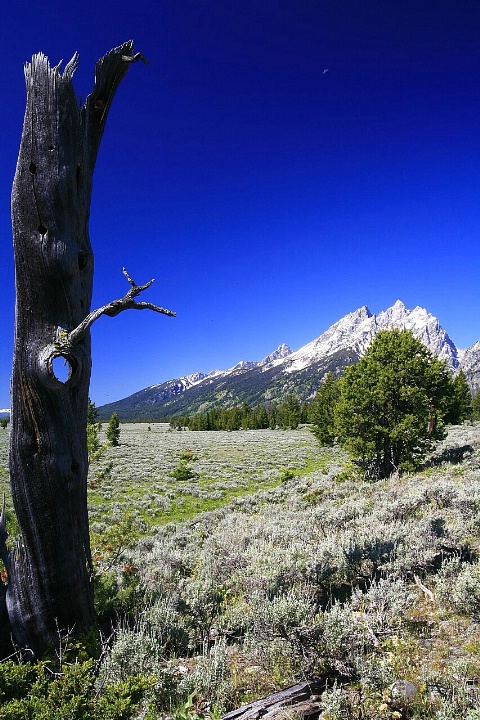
left=284, top=304, right=376, bottom=373
left=229, top=360, right=258, bottom=372
left=259, top=343, right=293, bottom=366
left=170, top=301, right=459, bottom=387
left=189, top=301, right=459, bottom=383
left=99, top=300, right=474, bottom=420
left=459, top=340, right=480, bottom=393
left=376, top=302, right=458, bottom=367
left=283, top=300, right=459, bottom=374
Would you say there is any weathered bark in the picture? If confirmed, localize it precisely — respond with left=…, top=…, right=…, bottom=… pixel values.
left=221, top=678, right=325, bottom=720
left=1, top=41, right=174, bottom=659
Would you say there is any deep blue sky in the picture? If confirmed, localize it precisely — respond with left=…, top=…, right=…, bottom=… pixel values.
left=1, top=1, right=480, bottom=408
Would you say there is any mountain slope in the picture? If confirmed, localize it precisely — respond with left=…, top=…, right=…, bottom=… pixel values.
left=459, top=341, right=480, bottom=394
left=98, top=300, right=471, bottom=421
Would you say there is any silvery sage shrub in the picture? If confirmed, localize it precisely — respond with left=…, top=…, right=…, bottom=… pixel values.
left=141, top=596, right=190, bottom=655
left=436, top=558, right=480, bottom=617
left=320, top=681, right=351, bottom=720
left=317, top=603, right=371, bottom=676
left=101, top=625, right=164, bottom=684
left=424, top=658, right=480, bottom=719
left=247, top=586, right=317, bottom=641
left=350, top=576, right=415, bottom=636
left=177, top=638, right=231, bottom=711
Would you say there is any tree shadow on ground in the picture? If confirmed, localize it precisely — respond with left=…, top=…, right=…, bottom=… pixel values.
left=428, top=444, right=474, bottom=467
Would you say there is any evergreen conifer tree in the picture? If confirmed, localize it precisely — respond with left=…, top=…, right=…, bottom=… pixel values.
left=106, top=413, right=121, bottom=447
left=87, top=397, right=99, bottom=426
left=256, top=405, right=269, bottom=429
left=472, top=389, right=480, bottom=420
left=445, top=370, right=473, bottom=424
left=268, top=401, right=278, bottom=429
left=335, top=329, right=454, bottom=479
left=86, top=397, right=100, bottom=460
left=278, top=394, right=301, bottom=429
left=309, top=372, right=340, bottom=446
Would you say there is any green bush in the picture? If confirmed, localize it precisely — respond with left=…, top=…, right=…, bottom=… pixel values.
left=279, top=467, right=296, bottom=482
left=0, top=658, right=152, bottom=720
left=94, top=568, right=143, bottom=627
left=171, top=461, right=197, bottom=482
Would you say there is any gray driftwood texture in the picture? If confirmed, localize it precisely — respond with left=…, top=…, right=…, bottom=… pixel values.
left=221, top=678, right=324, bottom=720
left=1, top=41, right=174, bottom=659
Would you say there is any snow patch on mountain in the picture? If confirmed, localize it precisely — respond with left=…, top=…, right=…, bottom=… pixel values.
left=281, top=300, right=459, bottom=374
left=282, top=305, right=375, bottom=373
left=146, top=371, right=202, bottom=390
left=461, top=340, right=480, bottom=369
left=458, top=340, right=480, bottom=392
left=229, top=360, right=258, bottom=372
left=259, top=343, right=293, bottom=366
left=188, top=345, right=294, bottom=385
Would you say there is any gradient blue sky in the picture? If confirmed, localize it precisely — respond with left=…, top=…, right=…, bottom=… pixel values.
left=1, top=1, right=479, bottom=408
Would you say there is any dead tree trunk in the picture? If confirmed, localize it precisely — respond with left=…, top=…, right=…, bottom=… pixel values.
left=221, top=678, right=325, bottom=720
left=0, top=41, right=174, bottom=659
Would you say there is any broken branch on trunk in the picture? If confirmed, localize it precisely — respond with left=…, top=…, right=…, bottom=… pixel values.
left=121, top=52, right=149, bottom=64
left=62, top=267, right=175, bottom=348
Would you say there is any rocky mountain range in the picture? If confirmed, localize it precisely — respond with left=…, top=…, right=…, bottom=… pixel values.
left=98, top=300, right=480, bottom=421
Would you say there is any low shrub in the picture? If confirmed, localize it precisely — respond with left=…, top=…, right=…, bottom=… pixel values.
left=436, top=558, right=480, bottom=617
left=0, top=657, right=152, bottom=720
left=171, top=461, right=198, bottom=482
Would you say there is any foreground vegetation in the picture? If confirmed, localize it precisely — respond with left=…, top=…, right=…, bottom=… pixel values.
left=2, top=422, right=480, bottom=717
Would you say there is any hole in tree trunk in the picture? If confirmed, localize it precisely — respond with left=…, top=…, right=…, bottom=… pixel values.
left=29, top=162, right=37, bottom=174
left=52, top=356, right=71, bottom=383
left=38, top=224, right=47, bottom=236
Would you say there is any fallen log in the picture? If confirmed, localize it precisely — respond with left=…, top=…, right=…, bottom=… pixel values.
left=222, top=678, right=325, bottom=720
